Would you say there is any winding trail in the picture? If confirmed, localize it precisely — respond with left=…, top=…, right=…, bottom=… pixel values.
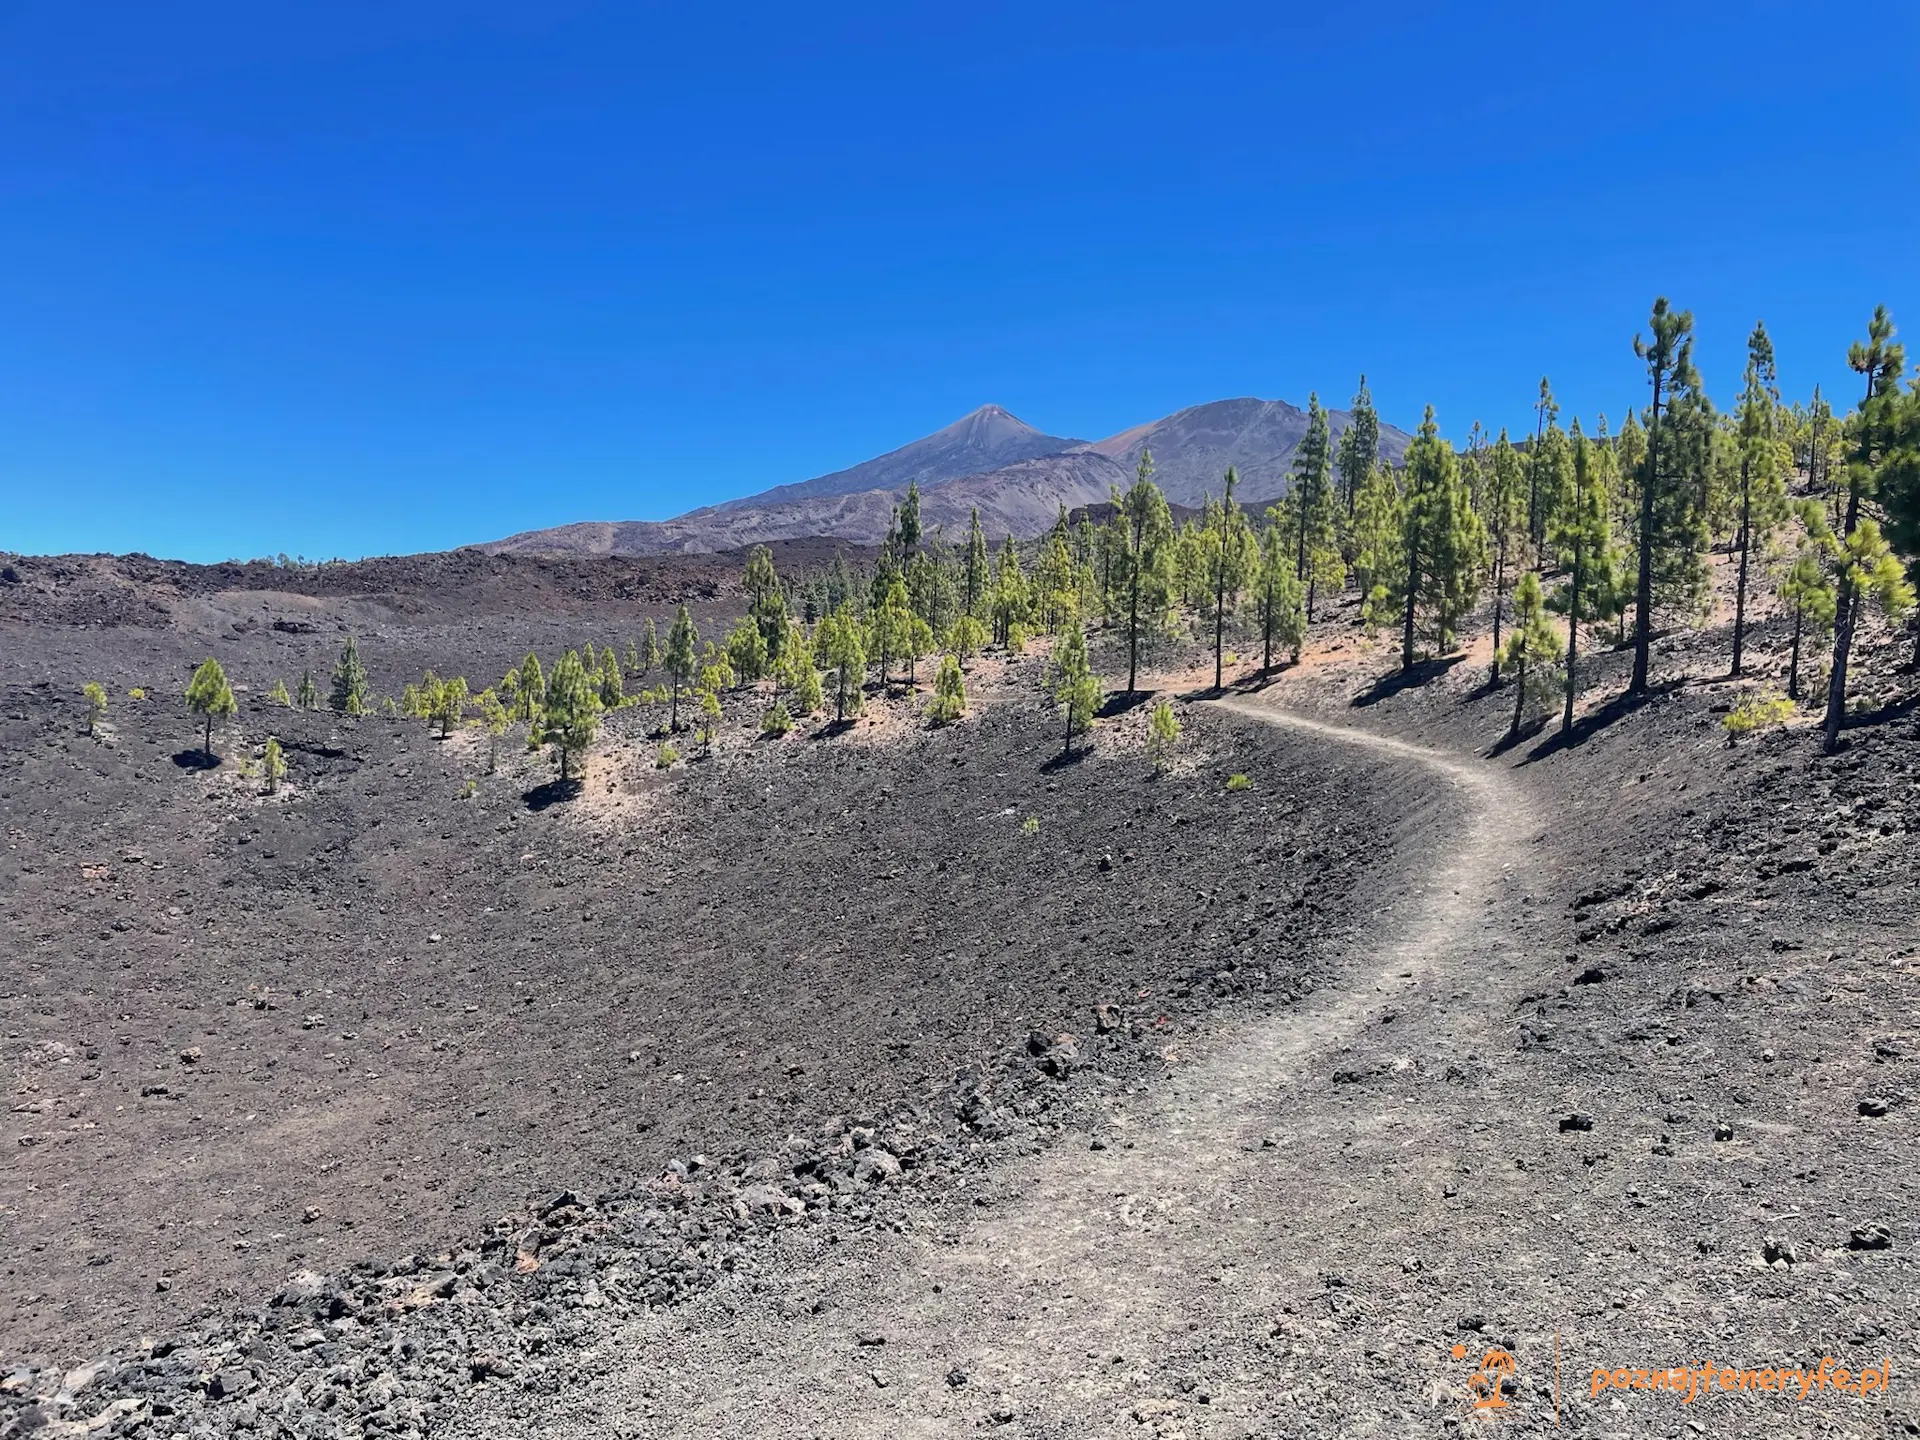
left=447, top=697, right=1561, bottom=1439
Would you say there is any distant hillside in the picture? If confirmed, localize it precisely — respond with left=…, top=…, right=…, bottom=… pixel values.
left=486, top=397, right=1411, bottom=556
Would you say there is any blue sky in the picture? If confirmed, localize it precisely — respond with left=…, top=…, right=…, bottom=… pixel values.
left=3, top=1, right=1915, bottom=561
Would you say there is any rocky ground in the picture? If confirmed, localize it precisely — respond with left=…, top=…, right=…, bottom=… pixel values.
left=2, top=542, right=1917, bottom=1438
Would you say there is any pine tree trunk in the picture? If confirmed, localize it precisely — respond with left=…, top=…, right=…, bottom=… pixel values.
left=1511, top=655, right=1526, bottom=737
left=1631, top=369, right=1666, bottom=696
left=204, top=713, right=212, bottom=757
left=670, top=681, right=679, bottom=733
left=1822, top=462, right=1868, bottom=753
left=1401, top=537, right=1419, bottom=672
left=1731, top=459, right=1752, bottom=678
left=1127, top=556, right=1141, bottom=693
left=1262, top=587, right=1274, bottom=673
left=1563, top=537, right=1581, bottom=736
left=1490, top=542, right=1506, bottom=686
left=1787, top=609, right=1803, bottom=700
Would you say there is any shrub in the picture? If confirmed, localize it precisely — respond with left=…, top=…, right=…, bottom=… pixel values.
left=1225, top=772, right=1251, bottom=792
left=1725, top=692, right=1796, bottom=742
left=1020, top=815, right=1040, bottom=835
left=128, top=687, right=147, bottom=701
left=82, top=682, right=107, bottom=735
left=267, top=679, right=292, bottom=707
left=656, top=740, right=680, bottom=768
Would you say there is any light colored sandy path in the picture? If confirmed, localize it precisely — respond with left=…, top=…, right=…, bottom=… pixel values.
left=443, top=698, right=1574, bottom=1439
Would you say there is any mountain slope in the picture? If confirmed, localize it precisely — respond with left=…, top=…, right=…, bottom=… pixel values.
left=704, top=404, right=1083, bottom=513
left=1080, top=397, right=1410, bottom=508
left=485, top=397, right=1412, bottom=556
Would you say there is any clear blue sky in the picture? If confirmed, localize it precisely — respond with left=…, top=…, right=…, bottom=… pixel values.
left=3, top=1, right=1915, bottom=562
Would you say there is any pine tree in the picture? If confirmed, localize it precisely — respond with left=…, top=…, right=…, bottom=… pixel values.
left=725, top=615, right=768, bottom=685
left=783, top=635, right=824, bottom=717
left=664, top=604, right=698, bottom=732
left=1778, top=520, right=1837, bottom=702
left=1336, top=374, right=1379, bottom=513
left=963, top=508, right=990, bottom=622
left=898, top=479, right=923, bottom=552
left=1051, top=620, right=1101, bottom=757
left=186, top=657, right=236, bottom=757
left=1629, top=298, right=1705, bottom=695
left=1349, top=463, right=1405, bottom=633
left=1503, top=571, right=1563, bottom=737
left=989, top=537, right=1028, bottom=650
left=1256, top=508, right=1307, bottom=668
left=329, top=635, right=370, bottom=716
left=1206, top=467, right=1255, bottom=689
left=821, top=605, right=865, bottom=722
left=296, top=669, right=318, bottom=710
left=1395, top=407, right=1486, bottom=669
left=1114, top=454, right=1174, bottom=692
left=476, top=687, right=509, bottom=772
left=267, top=678, right=291, bottom=707
left=1550, top=423, right=1624, bottom=733
left=870, top=575, right=911, bottom=688
left=1730, top=321, right=1790, bottom=677
left=1290, top=393, right=1339, bottom=618
left=639, top=617, right=661, bottom=675
left=263, top=736, right=286, bottom=794
left=1528, top=377, right=1560, bottom=556
left=595, top=645, right=625, bottom=706
left=743, top=544, right=786, bottom=664
left=1530, top=416, right=1573, bottom=571
left=431, top=674, right=469, bottom=738
left=1483, top=428, right=1527, bottom=681
left=83, top=682, right=107, bottom=735
left=541, top=649, right=602, bottom=782
left=1824, top=306, right=1909, bottom=751
left=927, top=652, right=967, bottom=724
left=947, top=614, right=987, bottom=668
left=508, top=652, right=539, bottom=724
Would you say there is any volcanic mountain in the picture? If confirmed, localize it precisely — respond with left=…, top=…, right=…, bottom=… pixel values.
left=486, top=398, right=1410, bottom=555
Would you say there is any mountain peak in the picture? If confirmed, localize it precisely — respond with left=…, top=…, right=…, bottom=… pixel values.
left=942, top=404, right=1040, bottom=446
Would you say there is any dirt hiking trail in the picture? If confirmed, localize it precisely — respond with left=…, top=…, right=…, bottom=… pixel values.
left=446, top=696, right=1593, bottom=1439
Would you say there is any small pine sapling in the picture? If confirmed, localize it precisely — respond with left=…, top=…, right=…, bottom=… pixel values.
left=761, top=698, right=793, bottom=737
left=263, top=736, right=287, bottom=793
left=267, top=678, right=292, bottom=707
left=295, top=670, right=318, bottom=710
left=82, top=682, right=107, bottom=735
left=1724, top=692, right=1796, bottom=744
left=926, top=653, right=967, bottom=724
left=1146, top=699, right=1180, bottom=774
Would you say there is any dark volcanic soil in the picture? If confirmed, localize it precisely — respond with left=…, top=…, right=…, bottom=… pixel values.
left=1, top=607, right=1404, bottom=1368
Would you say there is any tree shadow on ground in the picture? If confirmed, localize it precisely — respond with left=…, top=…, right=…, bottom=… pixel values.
left=1351, top=654, right=1464, bottom=708
left=1098, top=691, right=1152, bottom=719
left=812, top=717, right=859, bottom=740
left=1487, top=715, right=1550, bottom=757
left=1518, top=681, right=1677, bottom=763
left=523, top=777, right=583, bottom=811
left=1231, top=665, right=1291, bottom=694
left=1039, top=746, right=1090, bottom=774
left=1841, top=689, right=1920, bottom=734
left=172, top=750, right=220, bottom=771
